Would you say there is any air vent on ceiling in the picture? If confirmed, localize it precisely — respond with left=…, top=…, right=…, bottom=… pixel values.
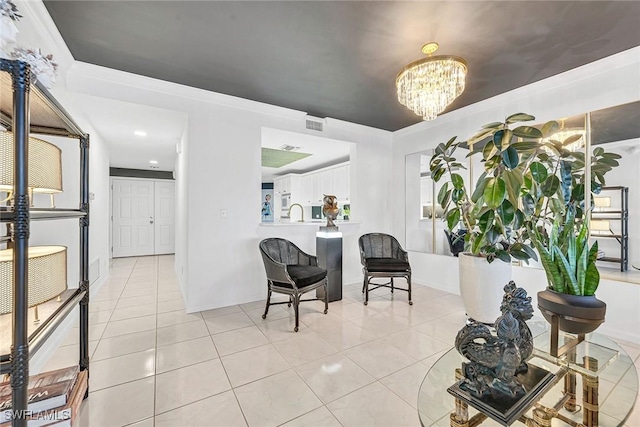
left=279, top=144, right=300, bottom=151
left=305, top=116, right=325, bottom=132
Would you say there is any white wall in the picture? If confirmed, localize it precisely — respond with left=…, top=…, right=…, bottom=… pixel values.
left=183, top=107, right=393, bottom=312
left=14, top=0, right=112, bottom=289
left=392, top=47, right=640, bottom=343
left=62, top=60, right=393, bottom=312
left=12, top=0, right=112, bottom=371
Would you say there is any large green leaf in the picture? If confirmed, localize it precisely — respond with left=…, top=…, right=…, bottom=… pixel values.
left=509, top=141, right=542, bottom=152
left=469, top=128, right=496, bottom=146
left=513, top=210, right=525, bottom=231
left=506, top=113, right=536, bottom=124
left=530, top=162, right=548, bottom=183
left=509, top=243, right=531, bottom=261
left=437, top=183, right=450, bottom=208
left=562, top=133, right=583, bottom=147
left=531, top=232, right=565, bottom=292
left=513, top=126, right=543, bottom=139
left=452, top=188, right=465, bottom=203
left=584, top=241, right=600, bottom=296
left=471, top=232, right=485, bottom=255
left=521, top=244, right=538, bottom=262
left=432, top=167, right=446, bottom=182
left=496, top=249, right=511, bottom=263
left=554, top=246, right=580, bottom=295
left=482, top=121, right=504, bottom=129
left=444, top=136, right=458, bottom=150
left=493, top=129, right=513, bottom=150
left=502, top=146, right=519, bottom=169
left=482, top=141, right=497, bottom=160
left=485, top=226, right=500, bottom=245
left=451, top=173, right=464, bottom=189
left=560, top=160, right=573, bottom=205
left=493, top=130, right=505, bottom=150
left=471, top=172, right=488, bottom=203
left=600, top=152, right=622, bottom=160
left=541, top=175, right=561, bottom=197
left=599, top=157, right=620, bottom=167
left=593, top=147, right=605, bottom=156
left=541, top=120, right=560, bottom=137
left=446, top=208, right=461, bottom=231
left=478, top=210, right=495, bottom=233
left=502, top=169, right=523, bottom=208
left=497, top=200, right=515, bottom=225
left=522, top=194, right=535, bottom=216
left=483, top=177, right=506, bottom=209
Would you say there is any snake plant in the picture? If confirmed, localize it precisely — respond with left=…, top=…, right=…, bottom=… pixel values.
left=529, top=211, right=600, bottom=296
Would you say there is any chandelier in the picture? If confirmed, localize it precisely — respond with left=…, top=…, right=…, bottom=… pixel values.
left=396, top=42, right=467, bottom=121
left=542, top=120, right=585, bottom=153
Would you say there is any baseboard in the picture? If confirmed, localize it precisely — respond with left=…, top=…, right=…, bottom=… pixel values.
left=186, top=292, right=265, bottom=314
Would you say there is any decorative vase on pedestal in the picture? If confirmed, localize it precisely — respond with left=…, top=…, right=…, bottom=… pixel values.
left=459, top=252, right=512, bottom=324
left=537, top=288, right=606, bottom=335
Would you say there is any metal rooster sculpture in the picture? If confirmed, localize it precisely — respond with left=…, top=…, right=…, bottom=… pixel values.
left=322, top=194, right=339, bottom=228
left=454, top=281, right=534, bottom=399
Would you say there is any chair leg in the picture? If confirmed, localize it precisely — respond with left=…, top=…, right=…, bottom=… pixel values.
left=407, top=274, right=413, bottom=305
left=364, top=276, right=369, bottom=305
left=262, top=287, right=272, bottom=319
left=288, top=295, right=292, bottom=308
left=293, top=292, right=300, bottom=332
left=391, top=277, right=394, bottom=293
left=323, top=279, right=328, bottom=314
left=362, top=275, right=367, bottom=293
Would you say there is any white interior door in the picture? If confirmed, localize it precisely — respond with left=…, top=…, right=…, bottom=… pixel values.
left=112, top=179, right=155, bottom=257
left=154, top=180, right=175, bottom=255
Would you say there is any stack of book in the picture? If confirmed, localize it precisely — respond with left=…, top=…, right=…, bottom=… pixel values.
left=0, top=365, right=87, bottom=426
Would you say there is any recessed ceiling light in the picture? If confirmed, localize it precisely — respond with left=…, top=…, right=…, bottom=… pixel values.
left=149, top=160, right=158, bottom=164
left=134, top=130, right=147, bottom=137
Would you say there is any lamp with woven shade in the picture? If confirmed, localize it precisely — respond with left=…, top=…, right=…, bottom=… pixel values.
left=0, top=131, right=62, bottom=207
left=0, top=246, right=67, bottom=322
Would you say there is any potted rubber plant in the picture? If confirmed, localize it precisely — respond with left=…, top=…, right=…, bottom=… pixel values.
left=430, top=113, right=620, bottom=324
left=430, top=113, right=545, bottom=322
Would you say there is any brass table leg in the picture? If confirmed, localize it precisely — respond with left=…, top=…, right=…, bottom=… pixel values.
left=582, top=356, right=599, bottom=427
left=450, top=368, right=469, bottom=427
left=563, top=336, right=578, bottom=412
left=531, top=408, right=553, bottom=427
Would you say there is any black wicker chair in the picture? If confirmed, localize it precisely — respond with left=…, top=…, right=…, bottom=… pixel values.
left=358, top=233, right=412, bottom=305
left=259, top=238, right=328, bottom=332
left=445, top=229, right=466, bottom=257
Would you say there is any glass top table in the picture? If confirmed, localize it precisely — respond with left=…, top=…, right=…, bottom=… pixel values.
left=418, top=324, right=638, bottom=426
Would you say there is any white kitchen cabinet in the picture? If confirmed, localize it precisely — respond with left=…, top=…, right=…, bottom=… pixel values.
left=312, top=174, right=322, bottom=203
left=321, top=170, right=333, bottom=198
left=301, top=175, right=313, bottom=204
left=274, top=174, right=298, bottom=195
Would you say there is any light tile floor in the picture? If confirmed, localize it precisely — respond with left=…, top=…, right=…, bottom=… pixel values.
left=42, top=255, right=640, bottom=427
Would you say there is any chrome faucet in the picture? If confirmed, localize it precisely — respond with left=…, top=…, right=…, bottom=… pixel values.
left=288, top=203, right=304, bottom=222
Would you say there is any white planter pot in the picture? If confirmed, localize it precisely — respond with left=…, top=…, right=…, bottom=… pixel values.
left=458, top=252, right=512, bottom=324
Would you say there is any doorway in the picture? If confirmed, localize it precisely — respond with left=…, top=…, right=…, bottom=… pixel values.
left=111, top=178, right=175, bottom=257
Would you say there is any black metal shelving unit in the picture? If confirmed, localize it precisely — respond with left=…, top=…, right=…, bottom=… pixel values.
left=591, top=186, right=629, bottom=272
left=1, top=58, right=90, bottom=427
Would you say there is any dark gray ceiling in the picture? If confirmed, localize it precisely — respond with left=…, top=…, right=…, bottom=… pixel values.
left=44, top=1, right=640, bottom=131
